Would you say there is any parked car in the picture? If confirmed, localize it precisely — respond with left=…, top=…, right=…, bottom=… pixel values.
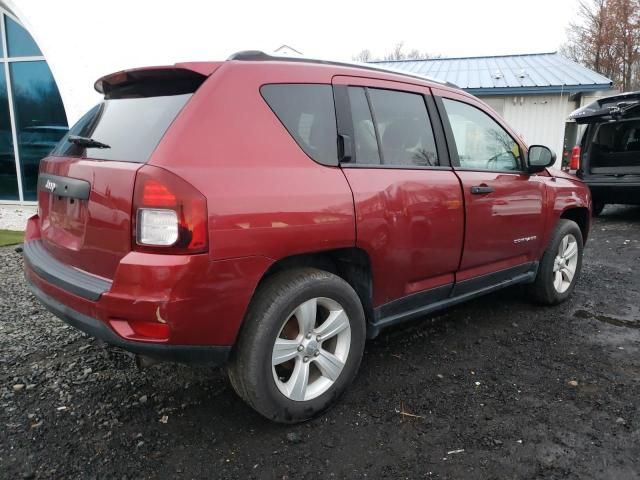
left=23, top=51, right=592, bottom=423
left=569, top=91, right=640, bottom=215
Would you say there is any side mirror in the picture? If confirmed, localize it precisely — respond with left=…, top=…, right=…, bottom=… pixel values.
left=527, top=145, right=556, bottom=173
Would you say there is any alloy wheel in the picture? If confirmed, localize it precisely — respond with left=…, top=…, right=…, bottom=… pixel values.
left=271, top=297, right=351, bottom=401
left=552, top=233, right=579, bottom=293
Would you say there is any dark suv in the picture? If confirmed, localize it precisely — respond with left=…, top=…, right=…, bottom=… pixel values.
left=23, top=52, right=591, bottom=423
left=570, top=91, right=640, bottom=215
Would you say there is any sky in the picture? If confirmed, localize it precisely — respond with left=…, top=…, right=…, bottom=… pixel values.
left=11, top=0, right=582, bottom=121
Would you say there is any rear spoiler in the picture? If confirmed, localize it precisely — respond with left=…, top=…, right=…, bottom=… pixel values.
left=569, top=90, right=640, bottom=124
left=94, top=63, right=222, bottom=99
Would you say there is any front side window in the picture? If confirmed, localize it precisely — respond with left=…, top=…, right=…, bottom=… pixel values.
left=368, top=88, right=439, bottom=167
left=442, top=98, right=521, bottom=172
left=261, top=84, right=338, bottom=166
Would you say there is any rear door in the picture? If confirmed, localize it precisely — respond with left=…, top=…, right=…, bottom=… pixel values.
left=332, top=76, right=465, bottom=308
left=37, top=67, right=211, bottom=280
left=433, top=89, right=546, bottom=287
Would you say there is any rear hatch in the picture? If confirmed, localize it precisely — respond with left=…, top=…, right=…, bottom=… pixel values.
left=37, top=65, right=215, bottom=280
left=570, top=92, right=640, bottom=179
left=569, top=91, right=640, bottom=125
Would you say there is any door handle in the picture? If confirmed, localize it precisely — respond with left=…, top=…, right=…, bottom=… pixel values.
left=470, top=185, right=495, bottom=194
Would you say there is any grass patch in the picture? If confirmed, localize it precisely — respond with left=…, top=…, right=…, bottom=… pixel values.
left=0, top=229, right=24, bottom=247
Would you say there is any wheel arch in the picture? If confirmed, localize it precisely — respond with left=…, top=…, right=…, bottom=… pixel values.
left=560, top=207, right=590, bottom=244
left=251, top=248, right=374, bottom=324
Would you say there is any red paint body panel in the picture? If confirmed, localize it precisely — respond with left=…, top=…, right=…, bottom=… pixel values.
left=341, top=168, right=464, bottom=305
left=455, top=171, right=546, bottom=274
left=27, top=211, right=273, bottom=346
left=38, top=158, right=141, bottom=279
left=543, top=174, right=592, bottom=246
left=23, top=59, right=592, bottom=354
left=151, top=62, right=356, bottom=261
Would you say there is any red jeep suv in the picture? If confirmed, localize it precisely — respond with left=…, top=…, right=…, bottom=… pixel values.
left=23, top=51, right=591, bottom=423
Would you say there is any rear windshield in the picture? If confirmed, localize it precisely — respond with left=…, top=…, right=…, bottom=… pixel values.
left=51, top=93, right=192, bottom=163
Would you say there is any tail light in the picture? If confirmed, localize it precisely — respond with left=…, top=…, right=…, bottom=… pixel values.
left=132, top=165, right=208, bottom=254
left=570, top=146, right=581, bottom=170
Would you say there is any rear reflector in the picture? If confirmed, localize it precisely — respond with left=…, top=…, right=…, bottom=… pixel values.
left=132, top=165, right=208, bottom=254
left=109, top=319, right=170, bottom=342
left=570, top=146, right=581, bottom=170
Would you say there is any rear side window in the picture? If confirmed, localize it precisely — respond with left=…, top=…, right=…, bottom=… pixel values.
left=51, top=94, right=192, bottom=163
left=261, top=84, right=338, bottom=166
left=368, top=88, right=439, bottom=167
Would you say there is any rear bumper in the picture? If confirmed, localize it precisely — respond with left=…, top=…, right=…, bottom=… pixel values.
left=22, top=218, right=274, bottom=358
left=23, top=239, right=111, bottom=301
left=26, top=277, right=231, bottom=363
left=585, top=182, right=640, bottom=204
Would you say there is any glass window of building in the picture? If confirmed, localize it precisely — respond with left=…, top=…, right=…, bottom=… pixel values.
left=0, top=8, right=67, bottom=201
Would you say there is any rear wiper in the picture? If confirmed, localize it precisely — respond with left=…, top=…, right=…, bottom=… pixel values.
left=609, top=101, right=640, bottom=118
left=67, top=135, right=110, bottom=149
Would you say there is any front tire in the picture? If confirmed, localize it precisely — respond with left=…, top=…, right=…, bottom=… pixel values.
left=227, top=268, right=366, bottom=423
left=529, top=219, right=584, bottom=305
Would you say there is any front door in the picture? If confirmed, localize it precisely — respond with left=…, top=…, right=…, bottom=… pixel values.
left=435, top=91, right=546, bottom=283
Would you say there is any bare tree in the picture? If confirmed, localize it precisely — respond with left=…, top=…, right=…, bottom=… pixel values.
left=383, top=42, right=438, bottom=61
left=353, top=43, right=439, bottom=62
left=563, top=0, right=640, bottom=90
left=352, top=49, right=373, bottom=62
left=384, top=42, right=407, bottom=61
left=407, top=49, right=435, bottom=60
left=609, top=0, right=640, bottom=90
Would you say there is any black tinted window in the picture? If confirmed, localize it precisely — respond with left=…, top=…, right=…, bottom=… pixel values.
left=368, top=89, right=438, bottom=167
left=261, top=84, right=337, bottom=166
left=52, top=93, right=192, bottom=163
left=348, top=87, right=380, bottom=165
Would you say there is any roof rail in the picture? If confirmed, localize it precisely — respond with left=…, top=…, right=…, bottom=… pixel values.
left=226, top=50, right=459, bottom=89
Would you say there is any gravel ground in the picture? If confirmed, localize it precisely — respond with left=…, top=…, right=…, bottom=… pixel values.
left=1, top=205, right=640, bottom=479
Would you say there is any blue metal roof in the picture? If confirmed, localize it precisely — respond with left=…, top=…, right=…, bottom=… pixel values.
left=370, top=52, right=613, bottom=95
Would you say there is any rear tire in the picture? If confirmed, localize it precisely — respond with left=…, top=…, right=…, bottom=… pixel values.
left=227, top=268, right=366, bottom=423
left=529, top=219, right=583, bottom=305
